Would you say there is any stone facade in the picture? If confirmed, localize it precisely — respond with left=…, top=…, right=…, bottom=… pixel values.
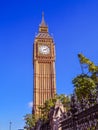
left=33, top=13, right=56, bottom=114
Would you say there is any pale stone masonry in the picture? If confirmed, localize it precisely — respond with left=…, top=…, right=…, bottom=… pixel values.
left=33, top=13, right=56, bottom=114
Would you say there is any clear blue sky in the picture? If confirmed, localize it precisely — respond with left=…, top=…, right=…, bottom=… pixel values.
left=0, top=0, right=98, bottom=130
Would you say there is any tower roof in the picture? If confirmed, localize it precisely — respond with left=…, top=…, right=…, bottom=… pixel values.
left=40, top=12, right=47, bottom=27
left=39, top=12, right=48, bottom=33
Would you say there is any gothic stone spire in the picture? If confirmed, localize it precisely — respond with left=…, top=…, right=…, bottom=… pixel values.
left=39, top=12, right=48, bottom=33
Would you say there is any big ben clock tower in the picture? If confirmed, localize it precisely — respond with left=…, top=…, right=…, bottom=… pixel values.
left=33, top=13, right=56, bottom=114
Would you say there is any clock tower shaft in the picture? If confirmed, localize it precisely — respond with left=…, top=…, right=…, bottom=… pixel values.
left=33, top=13, right=56, bottom=114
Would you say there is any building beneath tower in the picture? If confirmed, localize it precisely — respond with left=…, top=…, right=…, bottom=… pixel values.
left=33, top=13, right=56, bottom=114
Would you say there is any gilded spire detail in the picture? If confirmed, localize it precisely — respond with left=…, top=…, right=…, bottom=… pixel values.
left=40, top=12, right=47, bottom=27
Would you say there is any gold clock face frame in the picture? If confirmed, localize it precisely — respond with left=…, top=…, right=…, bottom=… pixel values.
left=39, top=45, right=50, bottom=55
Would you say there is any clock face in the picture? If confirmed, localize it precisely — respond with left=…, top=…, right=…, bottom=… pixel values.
left=39, top=45, right=50, bottom=54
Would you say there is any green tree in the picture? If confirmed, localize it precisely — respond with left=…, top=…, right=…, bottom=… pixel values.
left=78, top=53, right=98, bottom=73
left=24, top=95, right=70, bottom=129
left=55, top=94, right=71, bottom=111
left=39, top=94, right=70, bottom=121
left=24, top=114, right=38, bottom=129
left=72, top=74, right=95, bottom=100
left=72, top=53, right=98, bottom=100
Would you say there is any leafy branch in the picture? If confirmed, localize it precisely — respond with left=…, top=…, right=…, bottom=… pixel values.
left=72, top=53, right=98, bottom=100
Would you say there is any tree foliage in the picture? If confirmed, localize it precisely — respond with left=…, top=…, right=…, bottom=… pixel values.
left=72, top=53, right=98, bottom=100
left=72, top=74, right=95, bottom=100
left=24, top=114, right=38, bottom=129
left=78, top=53, right=98, bottom=73
left=38, top=94, right=70, bottom=121
left=24, top=94, right=71, bottom=129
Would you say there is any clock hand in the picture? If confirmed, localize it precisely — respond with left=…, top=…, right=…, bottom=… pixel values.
left=43, top=48, right=47, bottom=51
